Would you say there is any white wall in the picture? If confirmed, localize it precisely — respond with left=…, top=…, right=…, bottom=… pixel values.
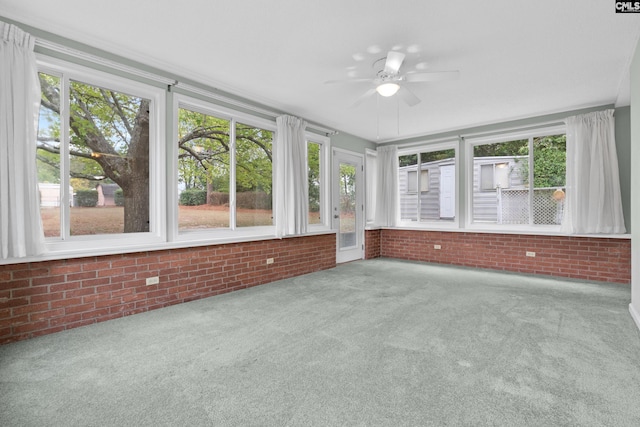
left=630, top=39, right=640, bottom=331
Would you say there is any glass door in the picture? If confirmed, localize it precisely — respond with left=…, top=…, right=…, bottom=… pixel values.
left=332, top=149, right=364, bottom=263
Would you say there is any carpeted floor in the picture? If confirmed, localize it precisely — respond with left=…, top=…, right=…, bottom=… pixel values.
left=1, top=258, right=639, bottom=426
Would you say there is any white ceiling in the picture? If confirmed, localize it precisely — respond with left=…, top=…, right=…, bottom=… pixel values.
left=2, top=0, right=640, bottom=142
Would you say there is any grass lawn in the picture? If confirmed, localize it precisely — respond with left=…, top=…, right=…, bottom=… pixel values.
left=40, top=205, right=322, bottom=237
left=41, top=205, right=273, bottom=237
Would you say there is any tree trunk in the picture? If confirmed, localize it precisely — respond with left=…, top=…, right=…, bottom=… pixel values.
left=122, top=170, right=150, bottom=233
left=122, top=101, right=150, bottom=233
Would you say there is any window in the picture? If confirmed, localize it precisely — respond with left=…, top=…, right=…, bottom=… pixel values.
left=407, top=170, right=418, bottom=193
left=36, top=59, right=164, bottom=245
left=470, top=129, right=566, bottom=226
left=175, top=96, right=274, bottom=233
left=398, top=145, right=456, bottom=223
left=235, top=122, right=273, bottom=227
left=480, top=162, right=510, bottom=190
left=308, top=141, right=322, bottom=225
left=177, top=107, right=231, bottom=229
left=37, top=73, right=62, bottom=238
left=306, top=135, right=330, bottom=228
left=14, top=53, right=332, bottom=262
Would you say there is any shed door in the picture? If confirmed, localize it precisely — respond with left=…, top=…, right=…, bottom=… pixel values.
left=440, top=165, right=455, bottom=218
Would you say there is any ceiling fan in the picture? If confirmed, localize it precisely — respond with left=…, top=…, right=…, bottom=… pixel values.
left=326, top=51, right=459, bottom=107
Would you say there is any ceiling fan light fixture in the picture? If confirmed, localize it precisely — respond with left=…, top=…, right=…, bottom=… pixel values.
left=376, top=82, right=400, bottom=97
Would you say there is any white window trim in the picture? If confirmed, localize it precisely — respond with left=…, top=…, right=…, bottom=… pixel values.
left=397, top=140, right=459, bottom=229
left=37, top=54, right=167, bottom=254
left=171, top=93, right=277, bottom=243
left=306, top=134, right=331, bottom=231
left=365, top=148, right=377, bottom=227
left=16, top=55, right=321, bottom=264
left=465, top=124, right=566, bottom=232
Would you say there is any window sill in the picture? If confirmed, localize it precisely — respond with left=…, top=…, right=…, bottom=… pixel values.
left=378, top=225, right=631, bottom=240
left=0, top=228, right=337, bottom=266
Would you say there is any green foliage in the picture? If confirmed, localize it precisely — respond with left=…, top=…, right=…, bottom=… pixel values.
left=38, top=73, right=152, bottom=232
left=399, top=154, right=417, bottom=167
left=399, top=149, right=455, bottom=169
left=177, top=109, right=273, bottom=199
left=177, top=108, right=231, bottom=191
left=339, top=164, right=356, bottom=212
left=421, top=149, right=455, bottom=163
left=75, top=190, right=98, bottom=207
left=114, top=189, right=124, bottom=206
left=179, top=189, right=207, bottom=206
left=474, top=140, right=529, bottom=157
left=519, top=135, right=566, bottom=188
left=308, top=142, right=321, bottom=212
left=235, top=123, right=272, bottom=194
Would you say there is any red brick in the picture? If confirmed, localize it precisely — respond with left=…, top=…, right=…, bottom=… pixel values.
left=13, top=320, right=50, bottom=334
left=12, top=268, right=49, bottom=279
left=51, top=297, right=82, bottom=309
left=0, top=297, right=29, bottom=309
left=65, top=303, right=95, bottom=315
left=32, top=275, right=66, bottom=286
left=12, top=302, right=50, bottom=317
left=50, top=264, right=83, bottom=275
left=31, top=308, right=65, bottom=321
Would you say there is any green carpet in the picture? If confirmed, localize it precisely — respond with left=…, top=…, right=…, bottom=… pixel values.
left=1, top=258, right=639, bottom=426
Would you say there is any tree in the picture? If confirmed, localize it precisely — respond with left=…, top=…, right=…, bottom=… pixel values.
left=39, top=76, right=150, bottom=232
left=308, top=143, right=321, bottom=213
left=473, top=139, right=528, bottom=157
left=177, top=109, right=273, bottom=203
left=37, top=75, right=274, bottom=233
left=517, top=135, right=566, bottom=188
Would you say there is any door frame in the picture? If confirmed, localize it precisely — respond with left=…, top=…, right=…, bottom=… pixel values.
left=332, top=148, right=365, bottom=263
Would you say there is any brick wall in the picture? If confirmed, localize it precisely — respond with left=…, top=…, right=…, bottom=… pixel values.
left=379, top=229, right=631, bottom=284
left=365, top=229, right=381, bottom=259
left=0, top=234, right=335, bottom=344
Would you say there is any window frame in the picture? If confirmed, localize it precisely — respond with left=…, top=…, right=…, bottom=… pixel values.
left=306, top=134, right=331, bottom=230
left=397, top=140, right=459, bottom=229
left=36, top=54, right=167, bottom=253
left=480, top=162, right=510, bottom=191
left=465, top=124, right=566, bottom=232
left=365, top=148, right=377, bottom=226
left=171, top=93, right=277, bottom=243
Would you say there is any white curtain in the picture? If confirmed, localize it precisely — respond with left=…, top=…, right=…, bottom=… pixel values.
left=374, top=145, right=398, bottom=227
left=561, top=109, right=626, bottom=234
left=274, top=115, right=308, bottom=238
left=0, top=23, right=46, bottom=259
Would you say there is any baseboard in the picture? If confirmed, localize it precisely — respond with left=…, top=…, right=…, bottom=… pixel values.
left=630, top=303, right=640, bottom=333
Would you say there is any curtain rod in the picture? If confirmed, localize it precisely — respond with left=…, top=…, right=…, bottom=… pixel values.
left=35, top=39, right=337, bottom=137
left=35, top=39, right=177, bottom=85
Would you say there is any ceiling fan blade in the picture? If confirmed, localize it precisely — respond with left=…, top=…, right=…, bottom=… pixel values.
left=397, top=86, right=421, bottom=107
left=405, top=70, right=460, bottom=82
left=384, top=51, right=405, bottom=74
left=324, top=78, right=374, bottom=84
left=350, top=88, right=377, bottom=108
